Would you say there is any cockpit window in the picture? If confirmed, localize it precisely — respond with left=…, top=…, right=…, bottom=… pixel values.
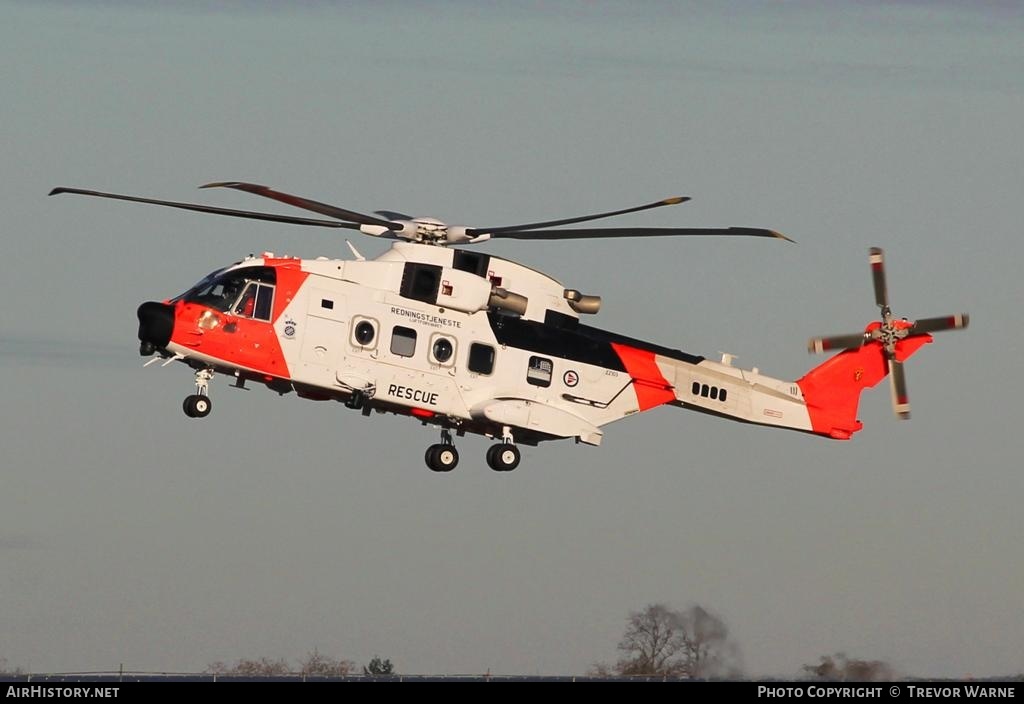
left=172, top=267, right=228, bottom=302
left=233, top=282, right=275, bottom=321
left=178, top=266, right=277, bottom=315
left=182, top=273, right=249, bottom=312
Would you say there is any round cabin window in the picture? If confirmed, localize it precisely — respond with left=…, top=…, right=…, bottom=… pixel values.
left=354, top=321, right=376, bottom=346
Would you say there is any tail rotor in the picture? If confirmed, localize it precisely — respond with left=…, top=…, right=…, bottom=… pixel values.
left=807, top=247, right=969, bottom=420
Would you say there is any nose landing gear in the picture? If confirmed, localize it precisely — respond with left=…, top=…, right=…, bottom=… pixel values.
left=183, top=368, right=214, bottom=419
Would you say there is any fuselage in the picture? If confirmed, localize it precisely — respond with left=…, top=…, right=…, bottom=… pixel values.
left=137, top=243, right=931, bottom=448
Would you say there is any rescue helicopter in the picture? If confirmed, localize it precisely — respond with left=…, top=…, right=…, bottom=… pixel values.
left=49, top=183, right=968, bottom=472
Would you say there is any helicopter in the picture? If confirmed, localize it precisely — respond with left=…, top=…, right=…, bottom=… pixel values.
left=49, top=182, right=968, bottom=472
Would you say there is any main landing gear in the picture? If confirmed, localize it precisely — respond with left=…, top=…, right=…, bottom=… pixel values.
left=425, top=428, right=459, bottom=472
left=422, top=427, right=522, bottom=472
left=486, top=443, right=521, bottom=472
left=183, top=368, right=213, bottom=419
left=486, top=427, right=520, bottom=471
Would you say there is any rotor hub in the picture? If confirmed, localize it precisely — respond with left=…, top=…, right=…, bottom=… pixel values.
left=412, top=218, right=449, bottom=244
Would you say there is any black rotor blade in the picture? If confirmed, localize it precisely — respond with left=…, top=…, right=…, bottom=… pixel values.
left=48, top=187, right=360, bottom=229
left=466, top=196, right=690, bottom=236
left=911, top=313, right=970, bottom=335
left=201, top=182, right=402, bottom=230
left=807, top=333, right=869, bottom=354
left=888, top=357, right=910, bottom=419
left=482, top=226, right=793, bottom=242
left=869, top=247, right=889, bottom=310
left=374, top=210, right=414, bottom=221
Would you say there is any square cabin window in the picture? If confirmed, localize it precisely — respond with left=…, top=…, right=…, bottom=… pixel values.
left=391, top=326, right=417, bottom=357
left=527, top=356, right=553, bottom=387
left=468, top=343, right=495, bottom=375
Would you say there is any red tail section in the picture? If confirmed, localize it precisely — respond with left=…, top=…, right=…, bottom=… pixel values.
left=796, top=324, right=932, bottom=440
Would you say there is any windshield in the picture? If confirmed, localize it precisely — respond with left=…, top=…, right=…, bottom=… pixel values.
left=177, top=266, right=277, bottom=314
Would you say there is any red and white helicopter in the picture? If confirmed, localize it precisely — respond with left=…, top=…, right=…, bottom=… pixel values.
left=50, top=183, right=968, bottom=471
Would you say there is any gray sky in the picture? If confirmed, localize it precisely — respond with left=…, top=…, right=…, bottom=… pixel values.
left=2, top=0, right=1022, bottom=677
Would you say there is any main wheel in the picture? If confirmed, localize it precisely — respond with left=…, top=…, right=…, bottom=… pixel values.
left=425, top=444, right=458, bottom=472
left=486, top=444, right=520, bottom=472
left=183, top=394, right=212, bottom=419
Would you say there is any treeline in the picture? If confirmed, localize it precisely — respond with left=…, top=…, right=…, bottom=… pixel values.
left=205, top=652, right=394, bottom=677
left=8, top=609, right=1022, bottom=679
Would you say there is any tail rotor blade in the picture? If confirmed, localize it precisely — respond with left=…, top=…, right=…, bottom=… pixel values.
left=807, top=333, right=868, bottom=354
left=912, top=313, right=970, bottom=335
left=869, top=247, right=889, bottom=311
left=888, top=357, right=910, bottom=419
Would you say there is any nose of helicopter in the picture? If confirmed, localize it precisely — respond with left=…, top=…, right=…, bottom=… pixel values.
left=137, top=301, right=174, bottom=353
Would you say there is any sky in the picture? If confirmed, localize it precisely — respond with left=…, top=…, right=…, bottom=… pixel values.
left=2, top=0, right=1022, bottom=678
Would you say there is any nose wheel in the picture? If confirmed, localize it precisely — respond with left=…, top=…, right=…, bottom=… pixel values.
left=183, top=394, right=212, bottom=418
left=183, top=368, right=214, bottom=419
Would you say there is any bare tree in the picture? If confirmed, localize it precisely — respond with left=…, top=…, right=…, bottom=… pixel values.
left=803, top=653, right=894, bottom=682
left=299, top=649, right=356, bottom=677
left=616, top=603, right=686, bottom=676
left=614, top=603, right=741, bottom=678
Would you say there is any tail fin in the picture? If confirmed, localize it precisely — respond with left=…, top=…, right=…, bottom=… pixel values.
left=796, top=331, right=932, bottom=439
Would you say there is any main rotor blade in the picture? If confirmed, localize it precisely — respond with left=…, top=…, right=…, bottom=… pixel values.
left=48, top=187, right=360, bottom=229
left=807, top=333, right=869, bottom=354
left=374, top=210, right=414, bottom=221
left=888, top=357, right=910, bottom=419
left=467, top=196, right=690, bottom=236
left=482, top=226, right=793, bottom=241
left=201, top=182, right=402, bottom=230
left=911, top=313, right=970, bottom=335
left=869, top=247, right=889, bottom=310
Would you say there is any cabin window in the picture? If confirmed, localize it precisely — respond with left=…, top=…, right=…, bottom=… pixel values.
left=468, top=343, right=495, bottom=375
left=527, top=356, right=553, bottom=387
left=390, top=326, right=417, bottom=357
left=432, top=337, right=455, bottom=364
left=353, top=319, right=376, bottom=346
left=691, top=381, right=727, bottom=403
